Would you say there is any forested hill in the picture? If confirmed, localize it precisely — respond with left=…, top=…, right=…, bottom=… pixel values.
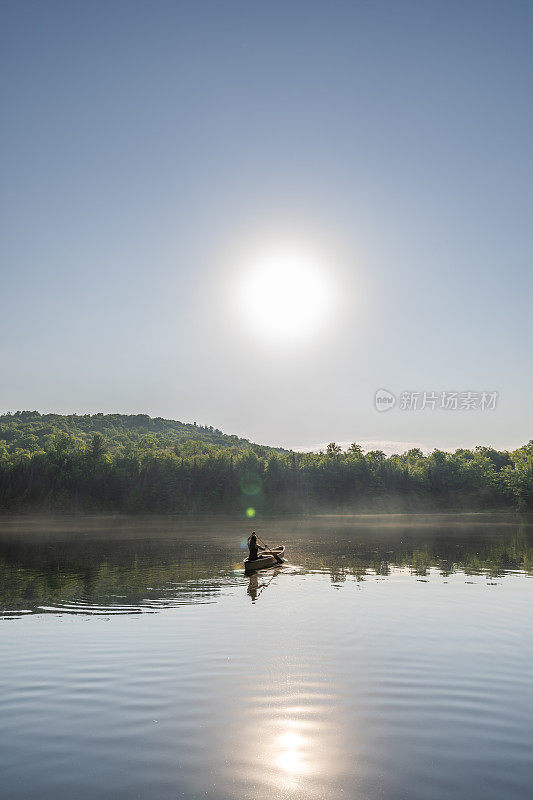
left=0, top=411, right=279, bottom=461
left=0, top=411, right=532, bottom=513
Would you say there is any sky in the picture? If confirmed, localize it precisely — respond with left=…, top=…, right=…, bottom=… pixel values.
left=1, top=0, right=532, bottom=453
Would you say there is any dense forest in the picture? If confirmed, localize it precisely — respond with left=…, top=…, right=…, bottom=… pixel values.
left=0, top=412, right=532, bottom=513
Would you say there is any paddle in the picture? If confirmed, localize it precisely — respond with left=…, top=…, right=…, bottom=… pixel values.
left=256, top=534, right=284, bottom=564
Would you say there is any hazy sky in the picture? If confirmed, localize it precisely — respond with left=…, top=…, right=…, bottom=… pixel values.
left=1, top=1, right=531, bottom=452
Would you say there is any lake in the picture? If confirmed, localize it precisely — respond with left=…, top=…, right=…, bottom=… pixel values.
left=1, top=514, right=532, bottom=800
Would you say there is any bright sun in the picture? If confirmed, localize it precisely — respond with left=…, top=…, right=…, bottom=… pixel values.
left=238, top=247, right=333, bottom=344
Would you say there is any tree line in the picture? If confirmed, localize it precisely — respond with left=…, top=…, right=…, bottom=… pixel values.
left=0, top=413, right=531, bottom=513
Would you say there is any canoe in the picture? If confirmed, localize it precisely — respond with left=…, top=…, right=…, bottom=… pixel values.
left=244, top=545, right=285, bottom=572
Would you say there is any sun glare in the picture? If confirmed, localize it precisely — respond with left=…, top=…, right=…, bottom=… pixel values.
left=238, top=247, right=334, bottom=345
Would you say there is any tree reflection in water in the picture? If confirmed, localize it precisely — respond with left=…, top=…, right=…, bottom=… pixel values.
left=0, top=514, right=532, bottom=616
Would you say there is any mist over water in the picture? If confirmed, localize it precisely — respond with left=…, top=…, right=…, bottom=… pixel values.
left=2, top=515, right=533, bottom=799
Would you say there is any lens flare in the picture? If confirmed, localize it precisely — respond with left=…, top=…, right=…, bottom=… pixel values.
left=240, top=473, right=262, bottom=495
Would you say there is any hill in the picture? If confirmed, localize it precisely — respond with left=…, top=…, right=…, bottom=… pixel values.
left=0, top=411, right=281, bottom=463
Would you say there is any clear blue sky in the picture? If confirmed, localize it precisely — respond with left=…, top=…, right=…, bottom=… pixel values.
left=1, top=1, right=531, bottom=452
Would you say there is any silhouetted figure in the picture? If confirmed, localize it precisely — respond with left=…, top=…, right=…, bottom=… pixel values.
left=247, top=531, right=259, bottom=560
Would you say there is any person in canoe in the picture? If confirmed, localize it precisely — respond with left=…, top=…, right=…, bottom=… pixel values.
left=247, top=531, right=262, bottom=561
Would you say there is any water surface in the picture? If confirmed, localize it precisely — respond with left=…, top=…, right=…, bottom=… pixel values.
left=1, top=514, right=532, bottom=799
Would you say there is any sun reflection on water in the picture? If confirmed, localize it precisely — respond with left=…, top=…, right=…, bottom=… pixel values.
left=234, top=678, right=344, bottom=799
left=275, top=730, right=306, bottom=776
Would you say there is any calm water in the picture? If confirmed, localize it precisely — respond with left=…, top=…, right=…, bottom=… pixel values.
left=1, top=514, right=532, bottom=800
